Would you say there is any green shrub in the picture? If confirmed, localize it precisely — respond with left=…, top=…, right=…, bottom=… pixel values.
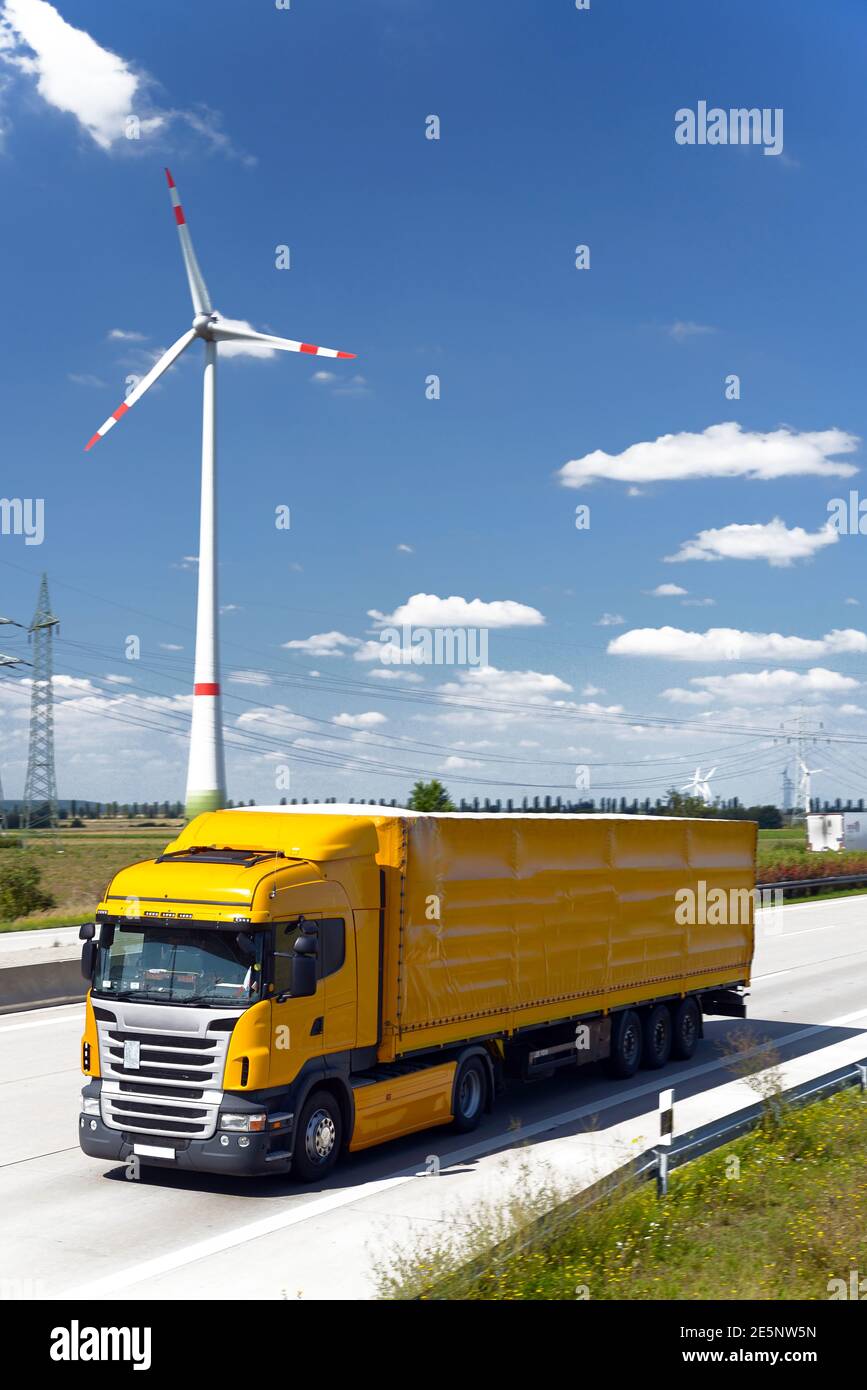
left=0, top=856, right=56, bottom=919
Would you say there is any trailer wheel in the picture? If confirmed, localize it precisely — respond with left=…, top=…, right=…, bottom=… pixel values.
left=452, top=1057, right=487, bottom=1133
left=606, top=1009, right=642, bottom=1079
left=293, top=1089, right=343, bottom=1183
left=671, top=998, right=701, bottom=1061
left=642, top=1004, right=672, bottom=1069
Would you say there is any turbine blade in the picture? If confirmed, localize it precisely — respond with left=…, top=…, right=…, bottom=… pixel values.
left=164, top=168, right=212, bottom=315
left=84, top=329, right=196, bottom=451
left=208, top=321, right=355, bottom=359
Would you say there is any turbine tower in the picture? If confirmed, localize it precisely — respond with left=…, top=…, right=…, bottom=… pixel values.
left=23, top=574, right=59, bottom=831
left=84, top=169, right=356, bottom=818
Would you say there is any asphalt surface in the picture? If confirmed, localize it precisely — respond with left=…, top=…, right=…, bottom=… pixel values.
left=2, top=894, right=866, bottom=1300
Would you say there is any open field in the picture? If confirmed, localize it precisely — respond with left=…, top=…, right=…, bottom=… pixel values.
left=388, top=1088, right=867, bottom=1301
left=0, top=821, right=184, bottom=930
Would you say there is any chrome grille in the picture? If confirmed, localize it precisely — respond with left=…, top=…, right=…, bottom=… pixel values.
left=96, top=1002, right=240, bottom=1141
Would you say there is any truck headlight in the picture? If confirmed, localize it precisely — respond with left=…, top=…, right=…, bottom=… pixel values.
left=220, top=1112, right=267, bottom=1133
left=81, top=1096, right=100, bottom=1116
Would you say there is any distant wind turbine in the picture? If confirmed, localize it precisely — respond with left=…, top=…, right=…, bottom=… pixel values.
left=797, top=758, right=823, bottom=816
left=84, top=170, right=356, bottom=817
left=681, top=765, right=717, bottom=806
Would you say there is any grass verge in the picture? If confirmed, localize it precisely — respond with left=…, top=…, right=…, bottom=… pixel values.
left=378, top=1088, right=867, bottom=1300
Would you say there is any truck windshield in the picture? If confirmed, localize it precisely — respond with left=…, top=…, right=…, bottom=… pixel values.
left=92, top=925, right=265, bottom=1006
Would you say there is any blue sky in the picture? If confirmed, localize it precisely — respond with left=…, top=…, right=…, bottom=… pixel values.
left=1, top=0, right=866, bottom=807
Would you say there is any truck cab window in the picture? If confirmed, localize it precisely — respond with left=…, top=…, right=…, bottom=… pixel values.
left=274, top=918, right=345, bottom=985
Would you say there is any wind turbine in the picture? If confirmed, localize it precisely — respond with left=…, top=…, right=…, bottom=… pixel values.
left=681, top=765, right=717, bottom=806
left=84, top=170, right=356, bottom=818
left=797, top=758, right=823, bottom=816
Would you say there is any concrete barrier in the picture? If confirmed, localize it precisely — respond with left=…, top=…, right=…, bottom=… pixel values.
left=0, top=951, right=84, bottom=1013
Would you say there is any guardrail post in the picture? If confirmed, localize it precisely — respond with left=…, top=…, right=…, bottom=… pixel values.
left=857, top=1063, right=867, bottom=1094
left=656, top=1087, right=674, bottom=1197
left=655, top=1147, right=669, bottom=1198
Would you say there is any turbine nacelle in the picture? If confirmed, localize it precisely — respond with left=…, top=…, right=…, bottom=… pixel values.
left=193, top=311, right=216, bottom=337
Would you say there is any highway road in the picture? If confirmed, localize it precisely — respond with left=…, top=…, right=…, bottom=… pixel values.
left=2, top=894, right=866, bottom=1301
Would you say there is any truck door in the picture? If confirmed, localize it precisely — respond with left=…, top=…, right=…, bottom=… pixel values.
left=270, top=920, right=324, bottom=1086
left=320, top=916, right=357, bottom=1056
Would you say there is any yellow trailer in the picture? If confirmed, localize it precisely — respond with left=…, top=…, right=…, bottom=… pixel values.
left=78, top=807, right=755, bottom=1180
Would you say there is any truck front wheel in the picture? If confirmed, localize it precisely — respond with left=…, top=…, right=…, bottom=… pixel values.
left=293, top=1089, right=343, bottom=1183
left=606, top=1009, right=642, bottom=1079
left=452, top=1057, right=487, bottom=1133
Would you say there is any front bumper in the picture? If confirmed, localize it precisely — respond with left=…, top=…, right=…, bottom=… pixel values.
left=78, top=1081, right=294, bottom=1177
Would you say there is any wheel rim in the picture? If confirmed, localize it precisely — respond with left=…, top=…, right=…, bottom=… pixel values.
left=623, top=1023, right=640, bottom=1066
left=653, top=1017, right=668, bottom=1055
left=305, top=1108, right=336, bottom=1164
left=458, top=1068, right=482, bottom=1119
left=681, top=1011, right=696, bottom=1047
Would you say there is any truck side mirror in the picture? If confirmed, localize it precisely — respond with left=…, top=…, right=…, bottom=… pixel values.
left=80, top=939, right=97, bottom=981
left=78, top=922, right=95, bottom=941
left=294, top=931, right=317, bottom=957
left=289, top=954, right=317, bottom=998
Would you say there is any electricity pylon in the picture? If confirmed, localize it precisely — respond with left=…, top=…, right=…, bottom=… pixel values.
left=22, top=575, right=59, bottom=830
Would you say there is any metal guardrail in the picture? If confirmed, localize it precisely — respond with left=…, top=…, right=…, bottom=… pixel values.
left=759, top=871, right=867, bottom=893
left=417, top=1057, right=867, bottom=1300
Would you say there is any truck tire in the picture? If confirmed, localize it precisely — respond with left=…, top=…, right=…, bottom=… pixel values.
left=606, top=1009, right=642, bottom=1079
left=671, top=997, right=701, bottom=1061
left=293, top=1089, right=343, bottom=1183
left=452, top=1057, right=487, bottom=1133
left=642, top=1003, right=672, bottom=1069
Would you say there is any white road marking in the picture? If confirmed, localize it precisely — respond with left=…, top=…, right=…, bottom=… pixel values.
left=0, top=1010, right=82, bottom=1034
left=61, top=1004, right=867, bottom=1300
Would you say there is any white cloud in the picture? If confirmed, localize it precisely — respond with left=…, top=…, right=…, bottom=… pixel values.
left=0, top=0, right=249, bottom=159
left=368, top=667, right=423, bottom=683
left=396, top=543, right=413, bottom=554
left=665, top=518, right=838, bottom=567
left=438, top=665, right=572, bottom=704
left=664, top=668, right=858, bottom=705
left=333, top=373, right=369, bottom=398
left=838, top=703, right=867, bottom=716
left=68, top=372, right=106, bottom=387
left=228, top=670, right=272, bottom=687
left=311, top=370, right=336, bottom=383
left=666, top=321, right=717, bottom=341
left=558, top=422, right=859, bottom=489
left=595, top=613, right=625, bottom=627
left=235, top=705, right=315, bottom=738
left=681, top=597, right=716, bottom=607
left=368, top=593, right=545, bottom=629
left=609, top=625, right=867, bottom=662
left=440, top=755, right=482, bottom=770
left=660, top=687, right=714, bottom=705
left=845, top=597, right=860, bottom=606
left=582, top=683, right=604, bottom=695
left=159, top=643, right=183, bottom=652
left=283, top=631, right=361, bottom=658
left=647, top=583, right=687, bottom=596
left=108, top=328, right=146, bottom=342
left=333, top=711, right=387, bottom=729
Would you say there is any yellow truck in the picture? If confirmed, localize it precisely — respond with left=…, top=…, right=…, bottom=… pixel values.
left=78, top=806, right=756, bottom=1180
